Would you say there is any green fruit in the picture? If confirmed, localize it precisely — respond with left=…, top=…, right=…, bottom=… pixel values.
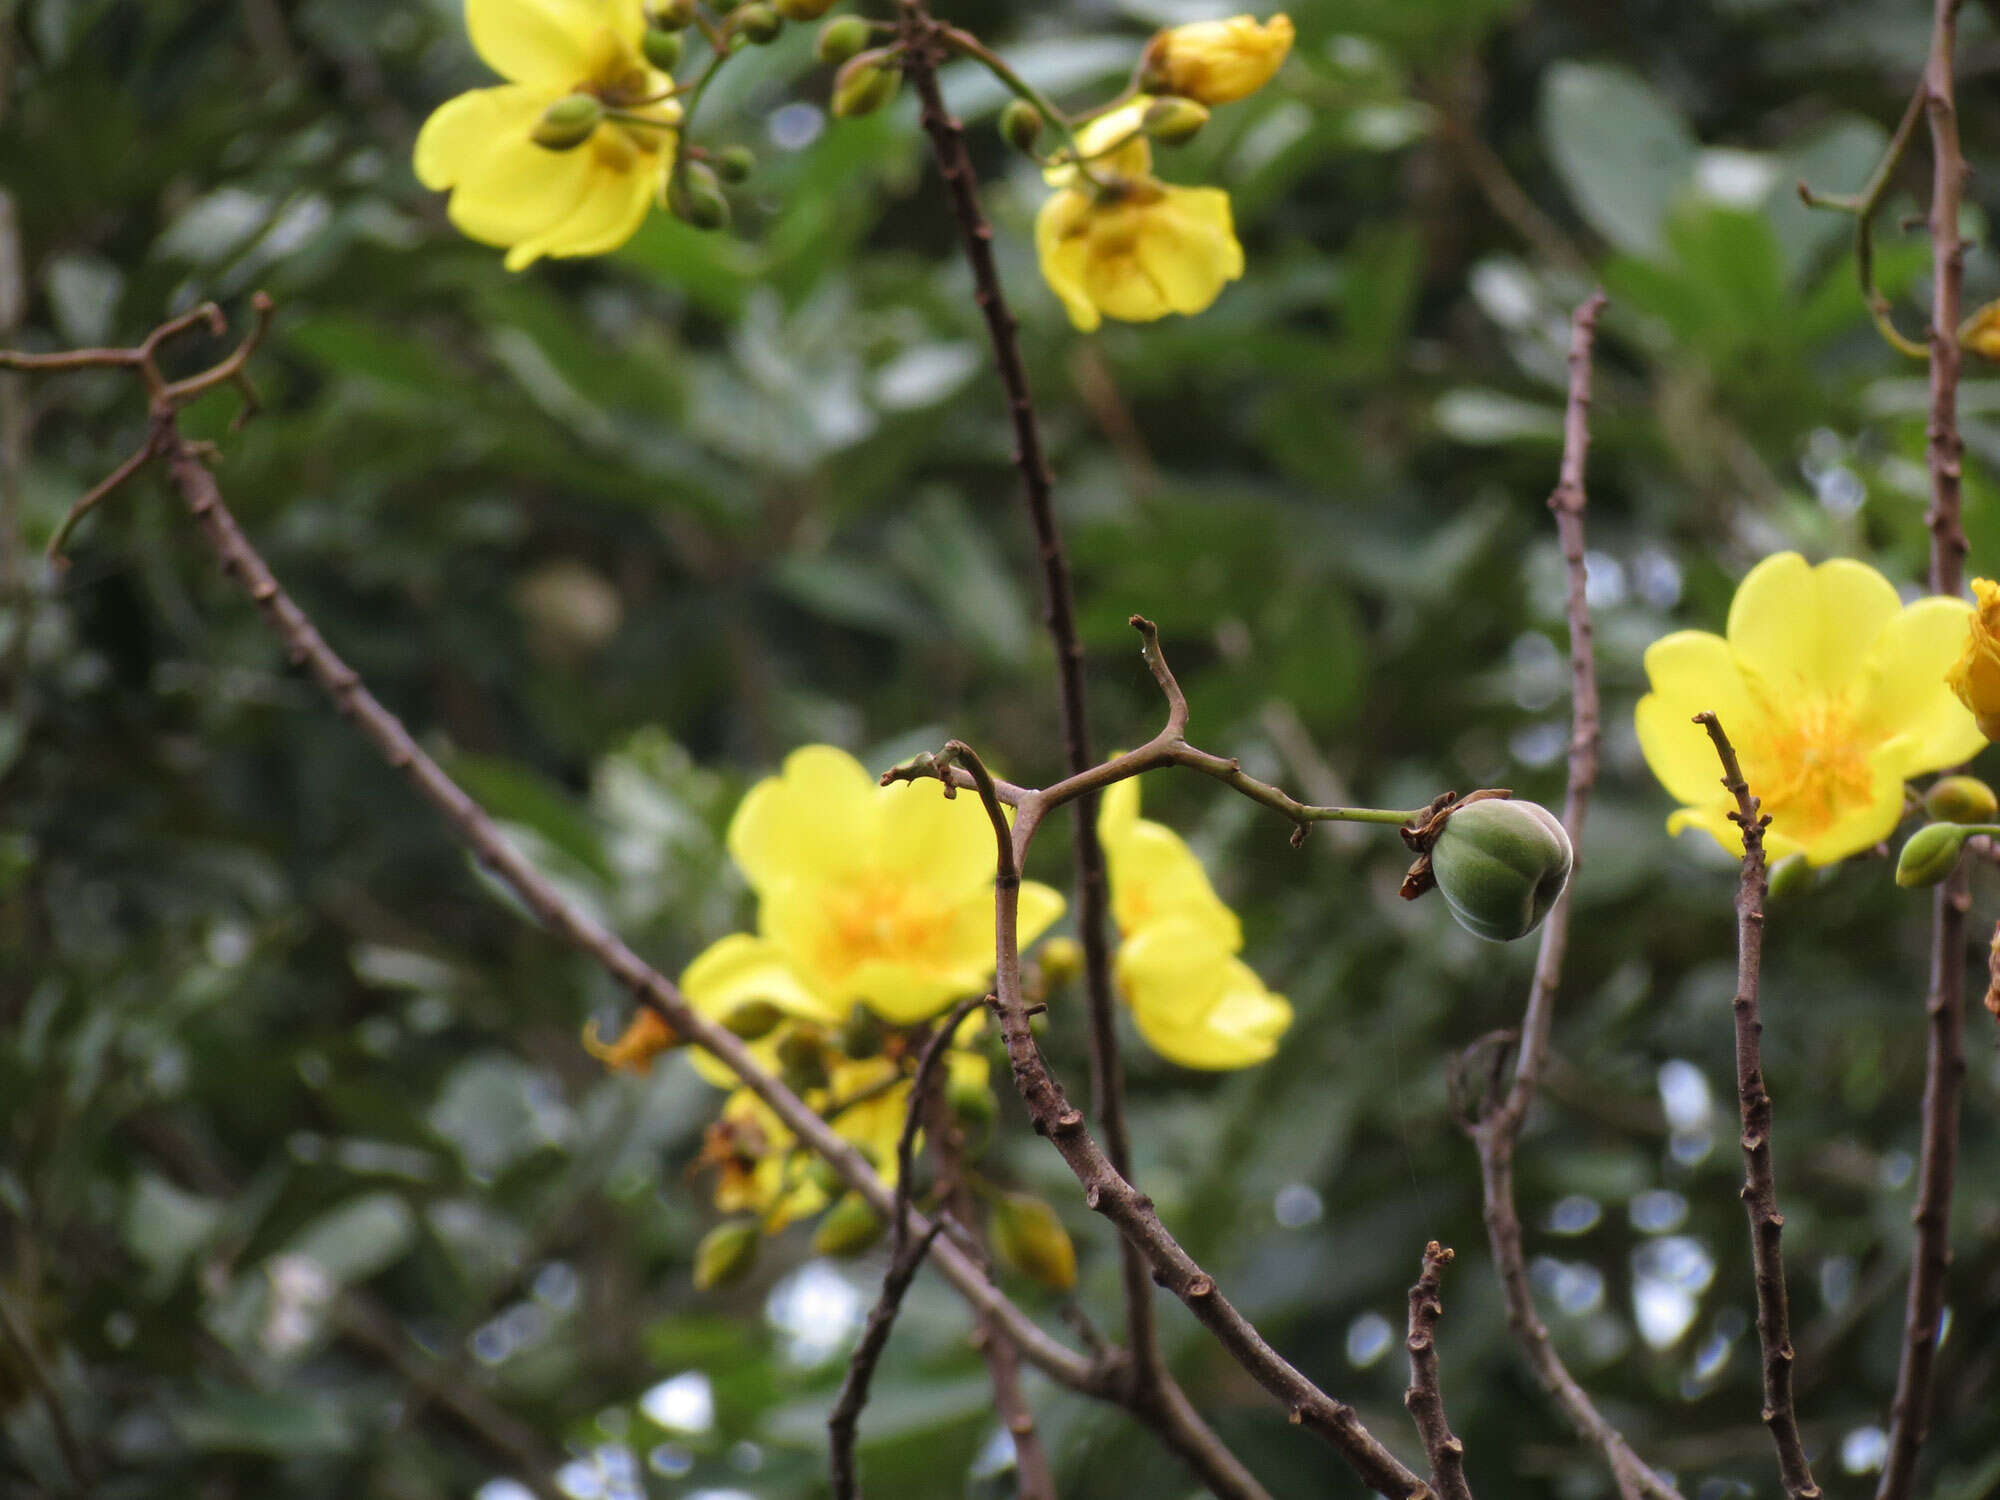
left=641, top=26, right=683, bottom=70
left=1429, top=798, right=1573, bottom=942
left=669, top=160, right=731, bottom=231
left=990, top=1192, right=1076, bottom=1292
left=732, top=3, right=781, bottom=43
left=831, top=57, right=898, bottom=117
left=1924, top=774, right=1999, bottom=825
left=1896, top=822, right=1969, bottom=889
left=816, top=15, right=870, bottom=65
left=530, top=93, right=602, bottom=150
left=692, top=1219, right=760, bottom=1290
left=715, top=145, right=757, bottom=183
left=1764, top=852, right=1813, bottom=903
left=1141, top=95, right=1210, bottom=145
left=775, top=0, right=836, bottom=18
left=721, top=998, right=784, bottom=1040
left=811, top=1193, right=885, bottom=1256
left=999, top=99, right=1043, bottom=154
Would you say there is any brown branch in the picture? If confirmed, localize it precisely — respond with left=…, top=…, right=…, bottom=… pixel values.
left=826, top=1219, right=945, bottom=1500
left=1694, top=713, right=1820, bottom=1500
left=893, top=0, right=1164, bottom=1414
left=1881, top=8, right=1972, bottom=1496
left=1404, top=1242, right=1474, bottom=1500
left=1462, top=294, right=1676, bottom=1500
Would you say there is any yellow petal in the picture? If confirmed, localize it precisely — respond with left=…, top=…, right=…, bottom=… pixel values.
left=1145, top=14, right=1295, bottom=105
left=466, top=0, right=610, bottom=86
left=873, top=779, right=1008, bottom=897
left=1794, top=747, right=1910, bottom=864
left=415, top=85, right=548, bottom=190
left=1858, top=595, right=1986, bottom=774
left=1098, top=776, right=1140, bottom=844
left=727, top=745, right=878, bottom=895
left=443, top=124, right=599, bottom=249
left=679, top=934, right=838, bottom=1088
left=1016, top=880, right=1066, bottom=952
left=1117, top=921, right=1290, bottom=1070
left=1106, top=820, right=1241, bottom=949
left=1135, top=186, right=1243, bottom=313
left=1036, top=189, right=1102, bottom=332
left=1726, top=553, right=1901, bottom=698
left=1634, top=629, right=1761, bottom=806
left=1047, top=99, right=1153, bottom=187
left=505, top=132, right=665, bottom=268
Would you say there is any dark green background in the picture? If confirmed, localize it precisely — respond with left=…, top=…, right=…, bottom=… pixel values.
left=7, top=0, right=2000, bottom=1495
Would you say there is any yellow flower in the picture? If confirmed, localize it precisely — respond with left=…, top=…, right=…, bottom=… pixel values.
left=1960, top=300, right=2000, bottom=362
left=694, top=745, right=1064, bottom=1029
left=1036, top=101, right=1243, bottom=333
left=1097, top=777, right=1291, bottom=1069
left=702, top=1057, right=911, bottom=1229
left=1140, top=14, right=1295, bottom=106
left=414, top=0, right=680, bottom=271
left=1947, top=578, right=2000, bottom=739
left=1636, top=552, right=1983, bottom=865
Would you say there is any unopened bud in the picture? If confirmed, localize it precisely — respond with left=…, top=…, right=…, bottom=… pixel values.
left=1925, top=774, right=1999, bottom=825
left=732, top=3, right=781, bottom=43
left=775, top=0, right=835, bottom=18
left=531, top=93, right=603, bottom=151
left=669, top=159, right=731, bottom=231
left=804, top=1155, right=845, bottom=1196
left=1429, top=798, right=1573, bottom=942
left=832, top=55, right=898, bottom=117
left=1764, top=852, right=1813, bottom=904
left=776, top=1026, right=830, bottom=1091
left=1962, top=299, right=2000, bottom=362
left=837, top=1003, right=884, bottom=1060
left=946, top=1075, right=996, bottom=1139
left=1141, top=95, right=1210, bottom=144
left=642, top=26, right=684, bottom=70
left=721, top=998, right=785, bottom=1041
left=1036, top=936, right=1083, bottom=987
left=990, top=1192, right=1076, bottom=1291
left=1897, top=822, right=1970, bottom=889
left=648, top=0, right=698, bottom=28
left=999, top=99, right=1043, bottom=154
left=692, top=1219, right=760, bottom=1290
left=715, top=144, right=757, bottom=183
left=811, top=1194, right=885, bottom=1256
left=816, top=15, right=870, bottom=65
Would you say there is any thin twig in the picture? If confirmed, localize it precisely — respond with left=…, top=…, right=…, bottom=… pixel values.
left=1694, top=712, right=1820, bottom=1500
left=894, top=993, right=987, bottom=1252
left=893, top=0, right=1165, bottom=1412
left=1464, top=293, right=1680, bottom=1500
left=1880, top=7, right=1972, bottom=1497
left=826, top=1220, right=945, bottom=1500
left=1404, top=1242, right=1474, bottom=1500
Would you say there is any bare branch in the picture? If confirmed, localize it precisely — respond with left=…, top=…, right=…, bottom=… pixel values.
left=1695, top=712, right=1820, bottom=1499
left=826, top=1221, right=945, bottom=1500
left=1404, top=1242, right=1474, bottom=1500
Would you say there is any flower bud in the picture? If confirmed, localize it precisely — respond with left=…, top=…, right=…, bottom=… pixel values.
left=692, top=1219, right=760, bottom=1290
left=721, top=998, right=785, bottom=1041
left=1925, top=774, right=1999, bottom=825
left=999, top=99, right=1043, bottom=154
left=1139, top=14, right=1295, bottom=105
left=582, top=1007, right=679, bottom=1072
left=1141, top=96, right=1210, bottom=145
left=648, top=0, right=698, bottom=29
left=776, top=1026, right=830, bottom=1092
left=715, top=144, right=757, bottom=183
left=775, top=0, right=835, bottom=18
left=1428, top=798, right=1573, bottom=942
left=1036, top=936, right=1083, bottom=987
left=732, top=3, right=782, bottom=43
left=804, top=1155, right=845, bottom=1196
left=837, top=1003, right=884, bottom=1060
left=832, top=55, right=899, bottom=117
left=669, top=159, right=731, bottom=231
left=531, top=93, right=603, bottom=151
left=946, top=1075, right=996, bottom=1143
left=816, top=15, right=870, bottom=65
left=811, top=1194, right=885, bottom=1257
left=1764, top=852, right=1813, bottom=904
left=1896, top=822, right=1970, bottom=889
left=641, top=26, right=684, bottom=70
left=1962, top=299, right=2000, bottom=362
left=989, top=1192, right=1076, bottom=1291
left=1947, top=579, right=2000, bottom=740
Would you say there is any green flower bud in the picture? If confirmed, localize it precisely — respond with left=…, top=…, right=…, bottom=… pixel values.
left=531, top=93, right=603, bottom=151
left=837, top=1003, right=884, bottom=1060
left=669, top=159, right=731, bottom=231
left=776, top=1025, right=830, bottom=1091
left=775, top=0, right=836, bottom=18
left=804, top=1155, right=845, bottom=1196
left=732, top=3, right=781, bottom=43
left=811, top=1193, right=885, bottom=1256
left=1924, top=774, right=1999, bottom=825
left=1764, top=851, right=1813, bottom=904
left=1896, top=822, right=1970, bottom=889
left=990, top=1192, right=1076, bottom=1291
left=692, top=1219, right=760, bottom=1290
left=721, top=998, right=785, bottom=1041
left=1429, top=798, right=1573, bottom=943
left=831, top=55, right=899, bottom=118
left=715, top=144, right=757, bottom=183
left=641, top=26, right=684, bottom=70
left=648, top=0, right=698, bottom=28
left=999, top=99, right=1043, bottom=154
left=1141, top=95, right=1210, bottom=145
left=816, top=15, right=870, bottom=65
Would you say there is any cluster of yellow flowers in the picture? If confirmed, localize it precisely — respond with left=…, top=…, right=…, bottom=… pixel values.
left=1035, top=16, right=1293, bottom=332
left=1636, top=552, right=1988, bottom=866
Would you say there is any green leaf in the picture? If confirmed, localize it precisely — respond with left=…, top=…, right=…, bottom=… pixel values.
left=1539, top=62, right=1697, bottom=258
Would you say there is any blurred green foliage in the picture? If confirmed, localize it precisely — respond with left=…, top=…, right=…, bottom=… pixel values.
left=8, top=0, right=2000, bottom=1497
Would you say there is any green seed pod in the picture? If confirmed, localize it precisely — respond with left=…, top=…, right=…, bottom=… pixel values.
left=692, top=1219, right=760, bottom=1291
left=715, top=144, right=757, bottom=183
left=1429, top=798, right=1573, bottom=942
left=531, top=93, right=603, bottom=151
left=732, top=3, right=781, bottom=43
left=811, top=1193, right=885, bottom=1257
left=641, top=26, right=684, bottom=70
left=837, top=1003, right=884, bottom=1060
left=1141, top=95, right=1210, bottom=144
left=816, top=15, right=870, bottom=65
left=721, top=998, right=785, bottom=1041
left=648, top=0, right=698, bottom=28
left=776, top=1025, right=830, bottom=1091
left=999, top=99, right=1043, bottom=154
left=1764, top=851, right=1813, bottom=904
left=1896, top=822, right=1970, bottom=889
left=804, top=1155, right=845, bottom=1196
left=831, top=56, right=899, bottom=118
left=1924, top=774, right=1999, bottom=825
left=990, top=1192, right=1076, bottom=1292
left=669, top=160, right=731, bottom=231
left=775, top=0, right=836, bottom=19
